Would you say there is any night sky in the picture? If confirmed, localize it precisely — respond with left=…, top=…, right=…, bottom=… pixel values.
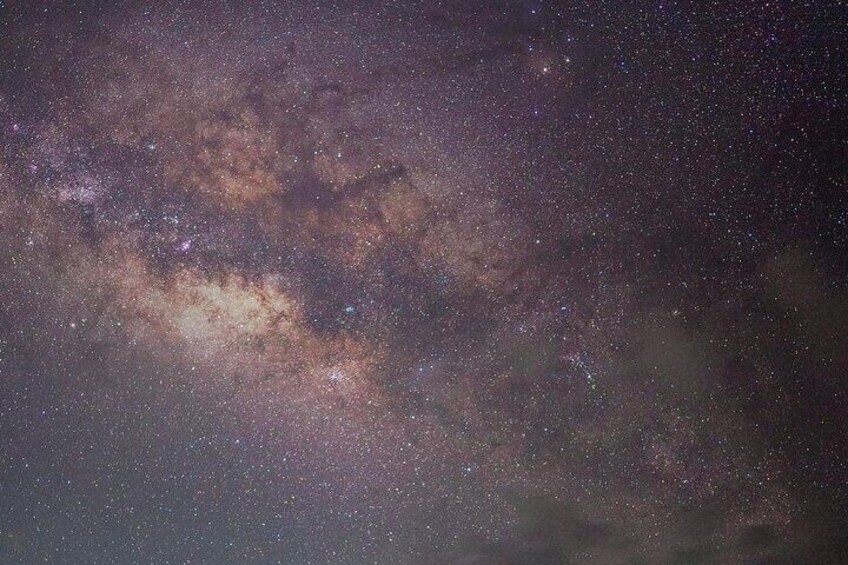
left=0, top=1, right=846, bottom=563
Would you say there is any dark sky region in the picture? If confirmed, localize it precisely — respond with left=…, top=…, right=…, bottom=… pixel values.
left=0, top=1, right=846, bottom=563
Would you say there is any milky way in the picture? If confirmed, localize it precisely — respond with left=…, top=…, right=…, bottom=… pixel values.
left=1, top=2, right=846, bottom=563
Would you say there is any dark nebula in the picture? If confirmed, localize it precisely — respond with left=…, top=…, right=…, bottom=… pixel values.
left=0, top=1, right=846, bottom=563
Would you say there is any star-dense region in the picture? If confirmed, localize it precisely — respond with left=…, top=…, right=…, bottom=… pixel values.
left=0, top=1, right=845, bottom=563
